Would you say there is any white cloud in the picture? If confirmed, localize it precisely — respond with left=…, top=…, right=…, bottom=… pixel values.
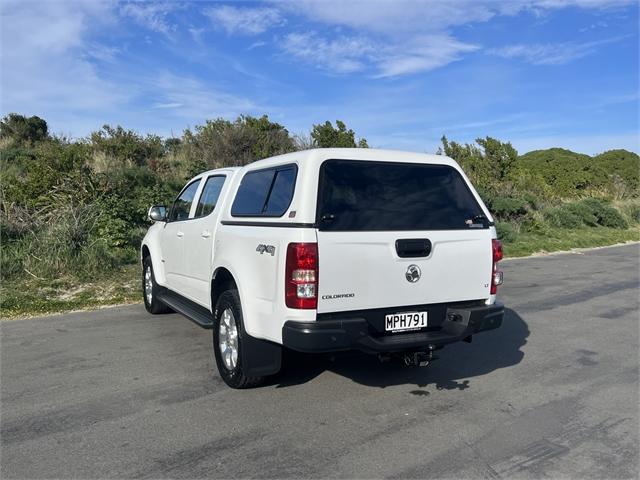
left=119, top=1, right=177, bottom=34
left=375, top=35, right=479, bottom=77
left=149, top=72, right=258, bottom=120
left=490, top=36, right=628, bottom=65
left=0, top=0, right=126, bottom=120
left=0, top=1, right=260, bottom=137
left=279, top=0, right=635, bottom=35
left=277, top=0, right=495, bottom=34
left=280, top=32, right=477, bottom=77
left=247, top=41, right=267, bottom=50
left=152, top=102, right=183, bottom=109
left=272, top=0, right=635, bottom=75
left=281, top=32, right=375, bottom=74
left=205, top=5, right=284, bottom=35
left=521, top=0, right=634, bottom=9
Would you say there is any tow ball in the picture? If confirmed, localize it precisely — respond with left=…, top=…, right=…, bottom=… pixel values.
left=403, top=345, right=437, bottom=367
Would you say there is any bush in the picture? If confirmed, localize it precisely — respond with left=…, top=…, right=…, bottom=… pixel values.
left=576, top=198, right=628, bottom=229
left=565, top=201, right=599, bottom=226
left=496, top=221, right=517, bottom=243
left=520, top=211, right=551, bottom=235
left=621, top=202, right=640, bottom=224
left=542, top=199, right=629, bottom=229
left=543, top=206, right=582, bottom=229
left=489, top=196, right=528, bottom=221
left=0, top=204, right=120, bottom=282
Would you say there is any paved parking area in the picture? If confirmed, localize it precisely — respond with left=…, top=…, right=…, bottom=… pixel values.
left=1, top=244, right=638, bottom=478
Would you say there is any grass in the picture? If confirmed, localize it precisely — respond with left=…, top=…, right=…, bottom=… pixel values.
left=1, top=226, right=638, bottom=320
left=504, top=225, right=639, bottom=257
left=0, top=264, right=140, bottom=320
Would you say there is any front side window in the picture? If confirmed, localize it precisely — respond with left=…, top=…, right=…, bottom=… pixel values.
left=317, top=160, right=484, bottom=231
left=231, top=165, right=297, bottom=217
left=195, top=176, right=226, bottom=218
left=169, top=180, right=200, bottom=222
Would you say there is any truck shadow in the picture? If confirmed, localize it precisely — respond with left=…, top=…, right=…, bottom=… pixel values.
left=272, top=308, right=528, bottom=389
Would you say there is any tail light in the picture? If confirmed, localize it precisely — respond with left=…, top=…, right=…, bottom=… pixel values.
left=285, top=243, right=318, bottom=309
left=491, top=239, right=503, bottom=295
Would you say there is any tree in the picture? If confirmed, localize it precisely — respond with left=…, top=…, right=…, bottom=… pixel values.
left=89, top=125, right=165, bottom=167
left=181, top=115, right=296, bottom=167
left=310, top=120, right=368, bottom=148
left=440, top=135, right=516, bottom=187
left=0, top=113, right=49, bottom=144
left=476, top=136, right=517, bottom=181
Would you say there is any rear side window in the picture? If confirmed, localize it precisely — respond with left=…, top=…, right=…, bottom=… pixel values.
left=231, top=165, right=297, bottom=217
left=195, top=176, right=225, bottom=218
left=317, top=160, right=485, bottom=231
left=264, top=168, right=296, bottom=215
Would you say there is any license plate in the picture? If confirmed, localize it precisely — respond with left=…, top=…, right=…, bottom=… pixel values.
left=384, top=311, right=428, bottom=332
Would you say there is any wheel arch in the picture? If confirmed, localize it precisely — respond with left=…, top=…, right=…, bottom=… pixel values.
left=210, top=264, right=261, bottom=337
left=211, top=266, right=237, bottom=316
left=140, top=238, right=167, bottom=286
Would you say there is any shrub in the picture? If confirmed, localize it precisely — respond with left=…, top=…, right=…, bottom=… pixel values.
left=520, top=212, right=551, bottom=235
left=489, top=196, right=528, bottom=221
left=543, top=206, right=582, bottom=229
left=566, top=201, right=598, bottom=226
left=1, top=204, right=120, bottom=282
left=577, top=198, right=628, bottom=229
left=495, top=221, right=517, bottom=243
left=520, top=192, right=541, bottom=210
left=621, top=202, right=640, bottom=224
left=542, top=199, right=629, bottom=229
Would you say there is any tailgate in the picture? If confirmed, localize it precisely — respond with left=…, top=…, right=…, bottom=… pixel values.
left=314, top=158, right=493, bottom=314
left=316, top=230, right=492, bottom=313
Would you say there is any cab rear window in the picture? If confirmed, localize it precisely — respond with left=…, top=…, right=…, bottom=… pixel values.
left=317, top=160, right=485, bottom=231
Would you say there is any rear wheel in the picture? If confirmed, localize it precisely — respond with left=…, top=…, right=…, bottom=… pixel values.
left=142, top=256, right=170, bottom=314
left=213, top=289, right=264, bottom=388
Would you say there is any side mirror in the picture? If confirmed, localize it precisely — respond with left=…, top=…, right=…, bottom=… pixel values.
left=148, top=205, right=167, bottom=222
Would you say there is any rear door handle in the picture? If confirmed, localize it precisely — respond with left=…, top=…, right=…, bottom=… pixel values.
left=201, top=230, right=211, bottom=238
left=176, top=231, right=184, bottom=238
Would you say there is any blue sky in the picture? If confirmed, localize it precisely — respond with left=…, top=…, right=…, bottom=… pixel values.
left=1, top=0, right=638, bottom=154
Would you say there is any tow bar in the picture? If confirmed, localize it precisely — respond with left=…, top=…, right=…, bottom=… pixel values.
left=403, top=345, right=437, bottom=367
left=377, top=345, right=439, bottom=367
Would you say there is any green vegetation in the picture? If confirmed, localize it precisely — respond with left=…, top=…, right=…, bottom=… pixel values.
left=439, top=136, right=639, bottom=258
left=310, top=120, right=369, bottom=148
left=0, top=265, right=140, bottom=319
left=1, top=114, right=638, bottom=318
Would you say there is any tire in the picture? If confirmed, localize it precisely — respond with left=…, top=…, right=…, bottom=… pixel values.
left=212, top=289, right=264, bottom=389
left=142, top=256, right=170, bottom=314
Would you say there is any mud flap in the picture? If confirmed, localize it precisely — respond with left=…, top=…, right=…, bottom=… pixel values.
left=241, top=332, right=282, bottom=377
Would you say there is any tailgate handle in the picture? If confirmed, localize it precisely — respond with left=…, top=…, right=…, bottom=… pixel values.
left=395, top=239, right=432, bottom=258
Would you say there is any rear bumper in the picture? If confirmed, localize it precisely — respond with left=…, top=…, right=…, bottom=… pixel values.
left=282, top=302, right=504, bottom=354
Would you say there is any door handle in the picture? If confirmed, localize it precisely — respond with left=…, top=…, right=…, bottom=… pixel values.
left=201, top=230, right=211, bottom=238
left=176, top=231, right=184, bottom=238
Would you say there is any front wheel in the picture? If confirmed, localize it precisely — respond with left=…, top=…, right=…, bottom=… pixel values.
left=213, top=289, right=265, bottom=388
left=142, top=256, right=170, bottom=314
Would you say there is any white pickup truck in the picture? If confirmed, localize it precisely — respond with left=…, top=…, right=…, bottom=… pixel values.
left=141, top=148, right=504, bottom=388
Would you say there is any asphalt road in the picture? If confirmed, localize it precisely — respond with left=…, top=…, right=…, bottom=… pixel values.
left=2, top=244, right=639, bottom=479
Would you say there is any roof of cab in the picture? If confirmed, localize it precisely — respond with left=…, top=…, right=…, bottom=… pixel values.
left=191, top=149, right=458, bottom=180
left=194, top=166, right=241, bottom=179
left=238, top=148, right=457, bottom=171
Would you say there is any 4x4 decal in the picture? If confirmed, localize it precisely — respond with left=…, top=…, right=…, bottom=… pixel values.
left=256, top=244, right=276, bottom=256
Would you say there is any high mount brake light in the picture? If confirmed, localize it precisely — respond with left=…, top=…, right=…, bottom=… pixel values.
left=285, top=243, right=318, bottom=309
left=491, top=239, right=503, bottom=295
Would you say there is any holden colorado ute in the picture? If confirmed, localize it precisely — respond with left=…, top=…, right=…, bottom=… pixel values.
left=141, top=148, right=505, bottom=388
